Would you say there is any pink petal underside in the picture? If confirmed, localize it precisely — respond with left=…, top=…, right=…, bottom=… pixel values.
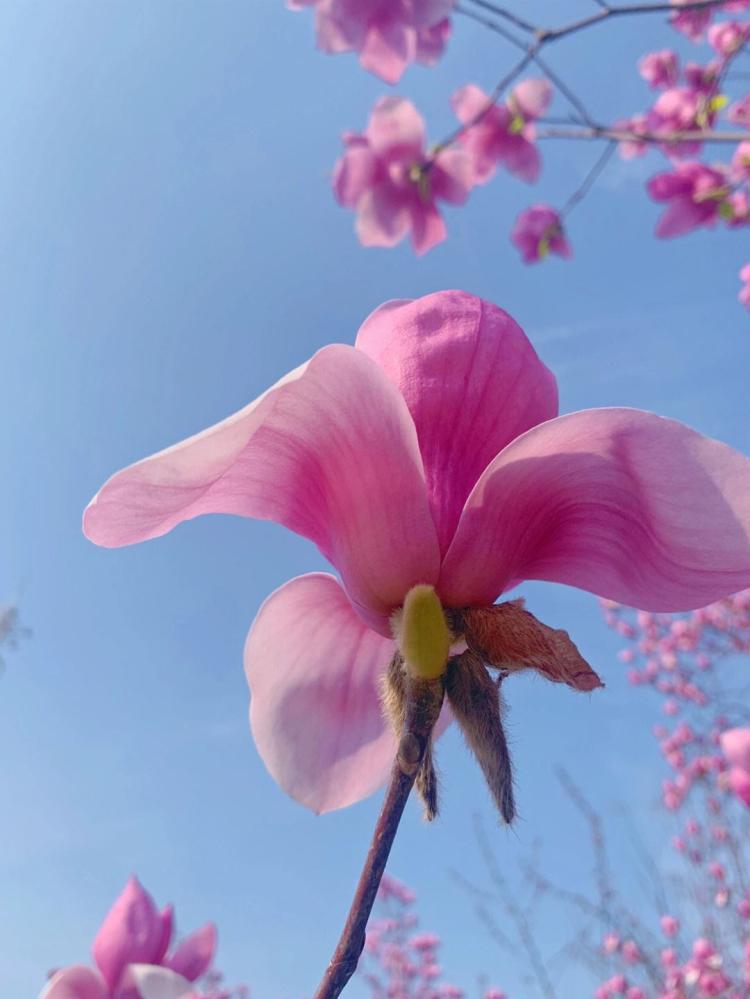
left=83, top=345, right=440, bottom=635
left=355, top=291, right=558, bottom=555
left=355, top=182, right=412, bottom=250
left=245, top=572, right=398, bottom=813
left=409, top=200, right=447, bottom=255
left=359, top=19, right=413, bottom=84
left=451, top=83, right=492, bottom=124
left=165, top=923, right=216, bottom=982
left=333, top=141, right=380, bottom=208
left=439, top=408, right=750, bottom=612
left=655, top=197, right=712, bottom=238
left=430, top=148, right=473, bottom=205
left=117, top=965, right=194, bottom=999
left=501, top=134, right=541, bottom=183
left=460, top=601, right=603, bottom=692
left=721, top=728, right=750, bottom=771
left=92, top=877, right=164, bottom=992
left=153, top=905, right=174, bottom=966
left=511, top=78, right=553, bottom=119
left=366, top=96, right=426, bottom=162
left=39, top=967, right=108, bottom=999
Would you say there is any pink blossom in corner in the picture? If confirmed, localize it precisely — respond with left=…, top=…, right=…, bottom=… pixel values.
left=511, top=205, right=571, bottom=263
left=332, top=96, right=473, bottom=254
left=669, top=0, right=713, bottom=40
left=728, top=92, right=750, bottom=126
left=731, top=140, right=750, bottom=181
left=740, top=262, right=750, bottom=309
left=451, top=78, right=553, bottom=184
left=638, top=50, right=679, bottom=88
left=288, top=0, right=454, bottom=84
left=707, top=19, right=750, bottom=56
left=721, top=727, right=750, bottom=802
left=39, top=877, right=217, bottom=999
left=647, top=162, right=731, bottom=237
left=83, top=290, right=750, bottom=813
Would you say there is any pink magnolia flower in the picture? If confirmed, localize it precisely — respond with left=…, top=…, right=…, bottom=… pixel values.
left=740, top=262, right=750, bottom=309
left=333, top=97, right=473, bottom=254
left=451, top=79, right=553, bottom=184
left=707, top=19, right=750, bottom=56
left=721, top=727, right=750, bottom=804
left=84, top=290, right=750, bottom=813
left=511, top=205, right=571, bottom=263
left=639, top=50, right=680, bottom=89
left=661, top=915, right=680, bottom=938
left=669, top=0, right=713, bottom=40
left=288, top=0, right=454, bottom=84
left=647, top=162, right=731, bottom=237
left=40, top=877, right=216, bottom=999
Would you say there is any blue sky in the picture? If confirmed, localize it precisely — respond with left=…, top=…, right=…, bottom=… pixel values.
left=2, top=2, right=749, bottom=996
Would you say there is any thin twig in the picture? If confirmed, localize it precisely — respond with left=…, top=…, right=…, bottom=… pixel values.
left=561, top=142, right=616, bottom=216
left=463, top=0, right=536, bottom=33
left=312, top=675, right=444, bottom=999
left=536, top=125, right=749, bottom=144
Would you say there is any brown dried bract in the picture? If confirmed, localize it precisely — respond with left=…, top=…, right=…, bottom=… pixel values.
left=459, top=601, right=604, bottom=693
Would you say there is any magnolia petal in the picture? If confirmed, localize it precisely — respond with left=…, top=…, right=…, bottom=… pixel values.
left=84, top=345, right=440, bottom=633
left=245, top=573, right=398, bottom=813
left=511, top=79, right=553, bottom=120
left=153, top=906, right=174, bottom=966
left=451, top=83, right=492, bottom=124
left=39, top=967, right=108, bottom=999
left=721, top=728, right=750, bottom=771
left=440, top=408, right=750, bottom=612
left=119, top=965, right=194, bottom=999
left=459, top=601, right=602, bottom=692
left=165, top=923, right=216, bottom=982
left=410, top=201, right=447, bottom=255
left=356, top=183, right=412, bottom=250
left=92, top=877, right=164, bottom=991
left=359, top=20, right=412, bottom=85
left=355, top=291, right=558, bottom=554
left=366, top=96, right=426, bottom=163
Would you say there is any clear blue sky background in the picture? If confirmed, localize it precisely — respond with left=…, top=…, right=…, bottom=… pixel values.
left=2, top=2, right=749, bottom=996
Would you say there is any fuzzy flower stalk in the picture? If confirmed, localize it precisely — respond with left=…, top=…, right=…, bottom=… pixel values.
left=84, top=290, right=750, bottom=997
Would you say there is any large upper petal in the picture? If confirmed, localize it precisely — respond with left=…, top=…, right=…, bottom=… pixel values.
left=439, top=408, right=750, bottom=611
left=355, top=291, right=558, bottom=553
left=245, top=573, right=398, bottom=813
left=84, top=345, right=440, bottom=632
left=39, top=967, right=108, bottom=999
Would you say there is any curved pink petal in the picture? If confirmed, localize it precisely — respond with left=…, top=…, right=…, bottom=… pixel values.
left=430, top=149, right=473, bottom=205
left=39, top=967, right=108, bottom=999
left=153, top=905, right=174, bottom=966
left=84, top=345, right=440, bottom=633
left=511, top=79, right=553, bottom=120
left=117, top=965, right=194, bottom=999
left=333, top=140, right=380, bottom=208
left=165, top=924, right=216, bottom=982
left=245, top=572, right=398, bottom=813
left=359, top=20, right=413, bottom=84
left=366, top=96, right=426, bottom=163
left=451, top=83, right=492, bottom=124
left=440, top=408, right=750, bottom=612
left=355, top=291, right=558, bottom=554
left=93, top=877, right=163, bottom=991
left=721, top=728, right=750, bottom=771
left=356, top=183, right=411, bottom=249
left=501, top=134, right=541, bottom=183
left=410, top=201, right=446, bottom=255
left=655, top=197, right=714, bottom=238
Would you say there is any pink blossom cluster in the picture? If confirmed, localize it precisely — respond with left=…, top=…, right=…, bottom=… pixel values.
left=588, top=595, right=750, bottom=998
left=283, top=0, right=750, bottom=310
left=39, top=877, right=246, bottom=999
left=360, top=875, right=508, bottom=999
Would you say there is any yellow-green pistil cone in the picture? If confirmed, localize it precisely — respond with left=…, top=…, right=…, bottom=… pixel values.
left=396, top=584, right=451, bottom=680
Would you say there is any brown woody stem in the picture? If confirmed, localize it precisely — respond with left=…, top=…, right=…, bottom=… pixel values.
left=312, top=674, right=445, bottom=999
